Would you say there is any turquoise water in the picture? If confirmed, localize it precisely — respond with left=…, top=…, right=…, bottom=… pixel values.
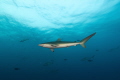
left=0, top=0, right=120, bottom=80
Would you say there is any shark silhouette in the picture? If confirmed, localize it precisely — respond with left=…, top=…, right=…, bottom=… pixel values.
left=39, top=32, right=96, bottom=52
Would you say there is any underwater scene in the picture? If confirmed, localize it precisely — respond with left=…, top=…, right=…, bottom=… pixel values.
left=0, top=0, right=120, bottom=80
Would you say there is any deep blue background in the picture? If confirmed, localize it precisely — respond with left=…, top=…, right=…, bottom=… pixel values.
left=0, top=0, right=120, bottom=80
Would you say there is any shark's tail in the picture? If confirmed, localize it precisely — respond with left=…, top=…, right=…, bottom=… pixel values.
left=79, top=32, right=96, bottom=48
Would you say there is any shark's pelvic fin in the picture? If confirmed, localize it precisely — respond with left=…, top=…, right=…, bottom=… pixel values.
left=80, top=32, right=96, bottom=48
left=50, top=48, right=54, bottom=52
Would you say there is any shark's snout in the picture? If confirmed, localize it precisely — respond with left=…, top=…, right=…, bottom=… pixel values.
left=38, top=44, right=43, bottom=46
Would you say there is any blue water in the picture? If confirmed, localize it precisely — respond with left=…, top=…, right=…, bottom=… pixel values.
left=0, top=0, right=120, bottom=80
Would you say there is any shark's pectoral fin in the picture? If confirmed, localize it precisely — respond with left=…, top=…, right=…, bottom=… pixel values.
left=50, top=48, right=54, bottom=52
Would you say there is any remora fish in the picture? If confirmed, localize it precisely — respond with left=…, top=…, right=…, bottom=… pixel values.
left=38, top=32, right=96, bottom=52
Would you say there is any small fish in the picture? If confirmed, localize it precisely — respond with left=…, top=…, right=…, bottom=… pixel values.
left=14, top=68, right=20, bottom=70
left=20, top=39, right=29, bottom=42
left=96, top=49, right=99, bottom=51
left=108, top=46, right=120, bottom=52
left=43, top=62, right=53, bottom=66
left=64, top=59, right=68, bottom=61
left=87, top=60, right=93, bottom=62
left=81, top=55, right=95, bottom=62
left=50, top=69, right=59, bottom=73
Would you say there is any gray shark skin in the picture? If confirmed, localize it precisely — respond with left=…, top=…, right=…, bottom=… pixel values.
left=38, top=32, right=96, bottom=52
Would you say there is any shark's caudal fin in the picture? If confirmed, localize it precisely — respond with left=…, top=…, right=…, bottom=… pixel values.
left=79, top=32, right=96, bottom=48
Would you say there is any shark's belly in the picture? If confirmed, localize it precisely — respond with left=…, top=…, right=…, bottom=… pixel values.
left=56, top=43, right=78, bottom=48
left=42, top=43, right=79, bottom=48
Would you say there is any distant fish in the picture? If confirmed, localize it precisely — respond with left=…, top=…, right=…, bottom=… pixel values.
left=108, top=46, right=120, bottom=52
left=64, top=59, right=68, bottom=61
left=87, top=60, right=93, bottom=62
left=96, top=49, right=99, bottom=51
left=81, top=57, right=90, bottom=61
left=20, top=39, right=29, bottom=42
left=81, top=55, right=95, bottom=62
left=43, top=61, right=53, bottom=66
left=14, top=68, right=20, bottom=70
left=50, top=69, right=59, bottom=73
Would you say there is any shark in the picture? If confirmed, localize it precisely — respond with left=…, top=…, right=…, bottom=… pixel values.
left=38, top=32, right=96, bottom=52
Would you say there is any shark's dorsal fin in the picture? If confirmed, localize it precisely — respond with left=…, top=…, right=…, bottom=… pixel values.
left=56, top=38, right=61, bottom=41
left=50, top=48, right=54, bottom=52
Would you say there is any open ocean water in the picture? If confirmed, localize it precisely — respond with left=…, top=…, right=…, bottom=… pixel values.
left=0, top=0, right=120, bottom=80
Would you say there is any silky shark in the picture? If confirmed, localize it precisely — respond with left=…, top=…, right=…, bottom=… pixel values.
left=38, top=32, right=96, bottom=52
